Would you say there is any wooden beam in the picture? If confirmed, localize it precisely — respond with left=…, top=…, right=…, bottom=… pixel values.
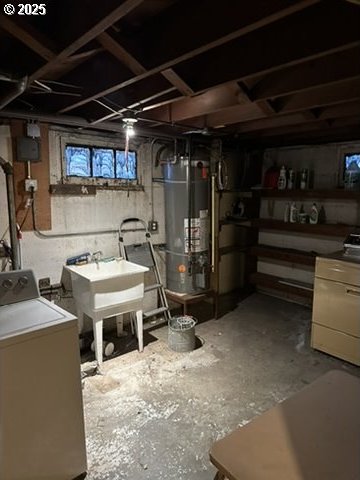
left=242, top=124, right=360, bottom=147
left=0, top=16, right=55, bottom=61
left=205, top=104, right=266, bottom=128
left=239, top=115, right=360, bottom=140
left=29, top=0, right=145, bottom=83
left=250, top=47, right=360, bottom=100
left=233, top=112, right=312, bottom=133
left=173, top=2, right=360, bottom=93
left=66, top=48, right=104, bottom=63
left=98, top=33, right=194, bottom=97
left=161, top=69, right=194, bottom=96
left=319, top=100, right=360, bottom=120
left=238, top=81, right=276, bottom=116
left=230, top=101, right=360, bottom=133
left=275, top=78, right=360, bottom=113
left=58, top=0, right=321, bottom=113
left=97, top=32, right=146, bottom=75
left=144, top=83, right=242, bottom=123
left=94, top=32, right=192, bottom=124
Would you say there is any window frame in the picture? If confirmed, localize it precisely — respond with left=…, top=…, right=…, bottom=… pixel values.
left=60, top=135, right=139, bottom=186
left=338, top=145, right=360, bottom=187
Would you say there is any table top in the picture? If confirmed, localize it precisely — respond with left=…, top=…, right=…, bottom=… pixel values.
left=210, top=370, right=360, bottom=480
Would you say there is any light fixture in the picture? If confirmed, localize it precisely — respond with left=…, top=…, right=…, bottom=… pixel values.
left=122, top=111, right=138, bottom=138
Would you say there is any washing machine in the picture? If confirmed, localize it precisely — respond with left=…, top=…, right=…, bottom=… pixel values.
left=0, top=269, right=87, bottom=480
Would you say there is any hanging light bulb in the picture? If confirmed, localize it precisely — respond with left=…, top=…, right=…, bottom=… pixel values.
left=122, top=111, right=138, bottom=138
left=125, top=123, right=135, bottom=137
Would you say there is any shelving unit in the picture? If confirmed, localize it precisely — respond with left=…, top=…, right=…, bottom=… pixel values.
left=250, top=188, right=360, bottom=303
left=249, top=272, right=313, bottom=299
left=252, top=219, right=355, bottom=238
left=251, top=244, right=317, bottom=266
left=212, top=182, right=260, bottom=297
left=259, top=189, right=360, bottom=200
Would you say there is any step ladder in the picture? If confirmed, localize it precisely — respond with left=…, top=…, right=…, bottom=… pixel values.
left=119, top=218, right=171, bottom=324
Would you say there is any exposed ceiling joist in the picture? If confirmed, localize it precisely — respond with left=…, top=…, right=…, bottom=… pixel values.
left=275, top=78, right=360, bottom=113
left=238, top=115, right=360, bottom=141
left=58, top=0, right=321, bottom=113
left=250, top=47, right=360, bottom=100
left=97, top=32, right=146, bottom=75
left=144, top=83, right=242, bottom=123
left=205, top=103, right=266, bottom=128
left=0, top=15, right=55, bottom=61
left=174, top=3, right=360, bottom=93
left=28, top=0, right=145, bottom=83
left=160, top=69, right=194, bottom=96
left=231, top=101, right=360, bottom=133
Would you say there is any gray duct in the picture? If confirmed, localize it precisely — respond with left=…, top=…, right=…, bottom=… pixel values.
left=0, top=157, right=20, bottom=270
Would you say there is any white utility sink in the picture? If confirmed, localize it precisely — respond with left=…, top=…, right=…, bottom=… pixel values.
left=66, top=258, right=148, bottom=367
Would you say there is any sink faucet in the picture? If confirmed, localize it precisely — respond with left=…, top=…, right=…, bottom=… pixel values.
left=91, top=250, right=103, bottom=264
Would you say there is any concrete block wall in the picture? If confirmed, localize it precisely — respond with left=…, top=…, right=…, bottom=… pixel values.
left=0, top=124, right=166, bottom=328
left=258, top=140, right=360, bottom=297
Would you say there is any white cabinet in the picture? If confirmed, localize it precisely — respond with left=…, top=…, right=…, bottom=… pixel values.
left=311, top=255, right=360, bottom=365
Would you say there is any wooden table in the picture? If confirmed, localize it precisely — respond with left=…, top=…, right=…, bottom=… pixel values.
left=210, top=370, right=360, bottom=480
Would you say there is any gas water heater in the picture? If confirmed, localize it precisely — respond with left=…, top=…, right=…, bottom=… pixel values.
left=163, top=149, right=210, bottom=294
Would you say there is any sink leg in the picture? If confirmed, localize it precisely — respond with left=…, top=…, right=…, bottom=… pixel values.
left=136, top=310, right=143, bottom=352
left=76, top=308, right=84, bottom=334
left=116, top=315, right=126, bottom=337
left=93, top=319, right=103, bottom=366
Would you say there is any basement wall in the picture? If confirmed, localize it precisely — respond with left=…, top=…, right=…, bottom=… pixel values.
left=258, top=140, right=360, bottom=303
left=0, top=124, right=166, bottom=324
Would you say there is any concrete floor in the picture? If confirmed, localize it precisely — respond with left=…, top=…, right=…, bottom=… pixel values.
left=82, top=293, right=359, bottom=480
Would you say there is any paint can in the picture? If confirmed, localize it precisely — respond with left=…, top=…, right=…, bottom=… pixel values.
left=168, top=316, right=197, bottom=353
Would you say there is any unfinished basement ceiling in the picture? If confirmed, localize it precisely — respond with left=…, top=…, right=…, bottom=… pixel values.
left=0, top=0, right=360, bottom=145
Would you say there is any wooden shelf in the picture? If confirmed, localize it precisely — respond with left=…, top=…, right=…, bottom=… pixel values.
left=259, top=189, right=360, bottom=200
left=250, top=272, right=313, bottom=299
left=217, top=189, right=253, bottom=197
left=253, top=218, right=354, bottom=237
left=220, top=218, right=252, bottom=227
left=251, top=244, right=316, bottom=266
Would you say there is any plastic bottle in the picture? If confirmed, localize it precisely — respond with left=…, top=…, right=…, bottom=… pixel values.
left=300, top=169, right=309, bottom=190
left=309, top=203, right=319, bottom=224
left=277, top=165, right=287, bottom=190
left=290, top=202, right=298, bottom=223
left=287, top=169, right=295, bottom=189
left=284, top=202, right=290, bottom=223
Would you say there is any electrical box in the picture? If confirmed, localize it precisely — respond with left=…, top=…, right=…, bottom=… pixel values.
left=16, top=137, right=41, bottom=163
left=148, top=220, right=158, bottom=233
left=25, top=179, right=38, bottom=192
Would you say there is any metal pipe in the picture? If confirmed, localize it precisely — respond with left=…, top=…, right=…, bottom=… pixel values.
left=211, top=174, right=216, bottom=273
left=0, top=77, right=28, bottom=110
left=0, top=109, right=185, bottom=140
left=0, top=156, right=20, bottom=270
left=30, top=190, right=118, bottom=239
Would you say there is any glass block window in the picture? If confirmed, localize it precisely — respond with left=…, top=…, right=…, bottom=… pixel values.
left=92, top=148, right=115, bottom=178
left=65, top=146, right=91, bottom=177
left=65, top=144, right=137, bottom=181
left=116, top=150, right=137, bottom=180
